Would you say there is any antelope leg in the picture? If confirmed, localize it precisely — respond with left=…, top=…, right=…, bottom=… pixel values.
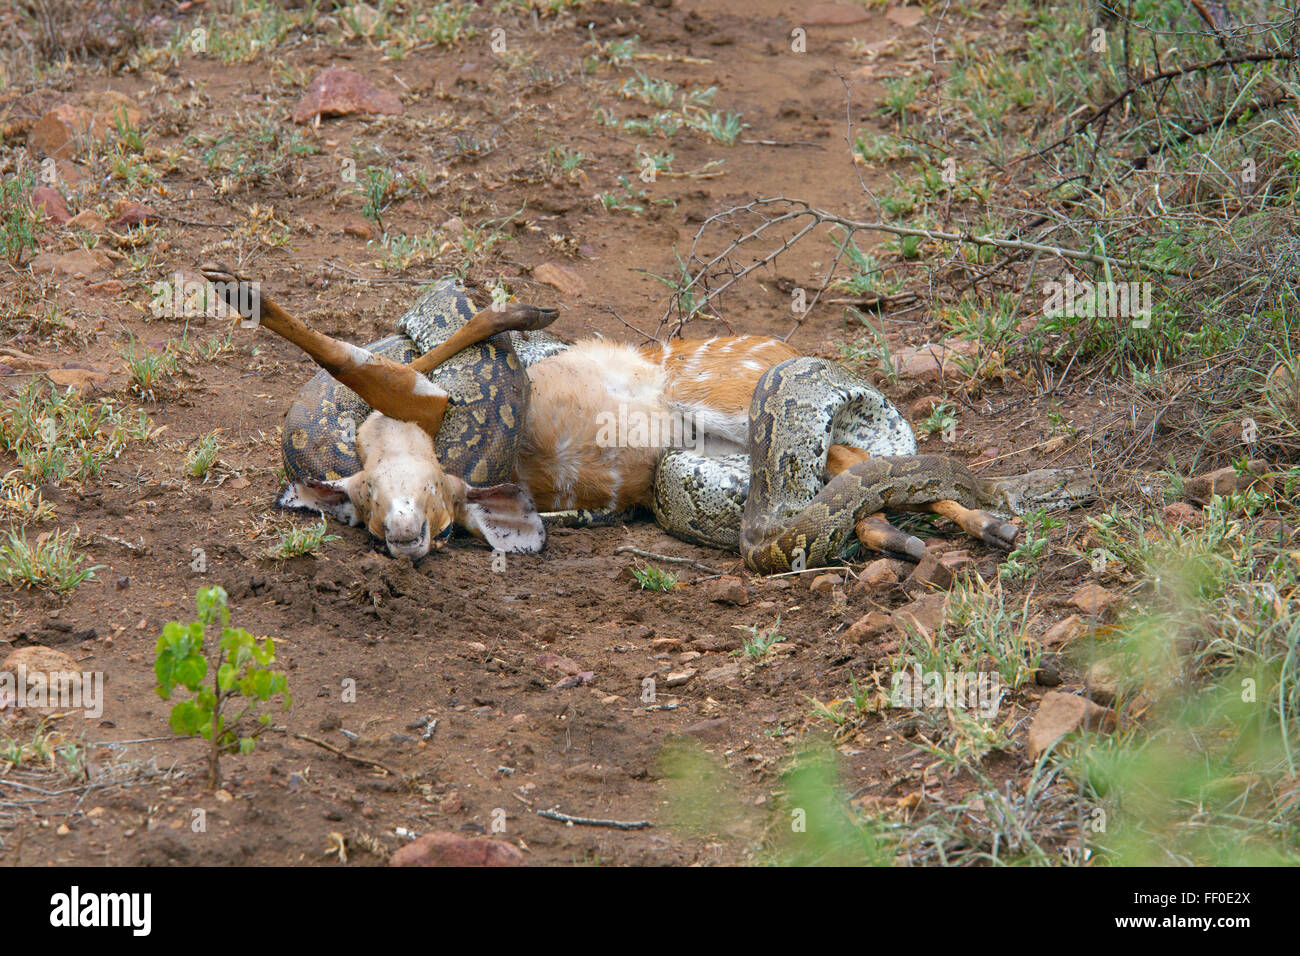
left=855, top=514, right=927, bottom=561
left=200, top=263, right=449, bottom=438
left=408, top=303, right=558, bottom=373
left=929, top=499, right=1019, bottom=551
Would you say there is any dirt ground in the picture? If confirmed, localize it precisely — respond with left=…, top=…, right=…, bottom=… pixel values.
left=0, top=0, right=1159, bottom=866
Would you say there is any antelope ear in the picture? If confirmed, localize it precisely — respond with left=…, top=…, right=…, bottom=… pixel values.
left=448, top=476, right=545, bottom=553
left=278, top=474, right=365, bottom=525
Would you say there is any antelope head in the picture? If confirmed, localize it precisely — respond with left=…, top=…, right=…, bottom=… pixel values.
left=281, top=412, right=546, bottom=560
left=199, top=262, right=555, bottom=561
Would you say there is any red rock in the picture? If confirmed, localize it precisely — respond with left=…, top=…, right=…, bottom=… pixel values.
left=0, top=89, right=63, bottom=142
left=31, top=249, right=113, bottom=277
left=1068, top=583, right=1119, bottom=617
left=891, top=593, right=949, bottom=637
left=939, top=550, right=973, bottom=575
left=390, top=832, right=524, bottom=867
left=65, top=209, right=105, bottom=232
left=1086, top=659, right=1120, bottom=706
left=0, top=347, right=54, bottom=371
left=1027, top=691, right=1114, bottom=759
left=700, top=661, right=742, bottom=685
left=857, top=558, right=900, bottom=589
left=292, top=67, right=403, bottom=124
left=682, top=717, right=728, bottom=739
left=81, top=90, right=143, bottom=129
left=343, top=219, right=375, bottom=240
left=892, top=340, right=980, bottom=383
left=27, top=105, right=94, bottom=160
left=536, top=653, right=582, bottom=675
left=532, top=262, right=585, bottom=297
left=31, top=186, right=71, bottom=224
left=809, top=572, right=842, bottom=594
left=909, top=394, right=944, bottom=418
left=844, top=610, right=891, bottom=644
left=1038, top=614, right=1086, bottom=649
left=46, top=367, right=109, bottom=392
left=27, top=94, right=141, bottom=160
left=663, top=668, right=696, bottom=687
left=706, top=575, right=749, bottom=606
left=1, top=646, right=86, bottom=714
left=887, top=6, right=925, bottom=28
left=1183, top=459, right=1269, bottom=505
left=904, top=553, right=954, bottom=592
left=109, top=200, right=158, bottom=228
left=1162, top=501, right=1203, bottom=527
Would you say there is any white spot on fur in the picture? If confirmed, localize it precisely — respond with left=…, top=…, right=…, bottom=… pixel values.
left=411, top=377, right=448, bottom=397
left=341, top=342, right=375, bottom=368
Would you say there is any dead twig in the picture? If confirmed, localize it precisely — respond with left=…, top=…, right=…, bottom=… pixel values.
left=537, top=808, right=651, bottom=830
left=613, top=546, right=719, bottom=574
left=274, top=728, right=403, bottom=778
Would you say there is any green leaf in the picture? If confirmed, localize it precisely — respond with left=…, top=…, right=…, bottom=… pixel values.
left=175, top=654, right=207, bottom=691
left=169, top=700, right=205, bottom=736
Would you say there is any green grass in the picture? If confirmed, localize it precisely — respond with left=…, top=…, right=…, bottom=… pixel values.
left=998, top=509, right=1063, bottom=583
left=733, top=618, right=786, bottom=660
left=120, top=338, right=180, bottom=398
left=1064, top=491, right=1300, bottom=863
left=856, top=0, right=1300, bottom=377
left=269, top=519, right=339, bottom=559
left=185, top=431, right=221, bottom=479
left=0, top=527, right=103, bottom=593
left=0, top=380, right=155, bottom=486
left=631, top=564, right=677, bottom=591
left=1, top=170, right=38, bottom=266
left=187, top=117, right=319, bottom=192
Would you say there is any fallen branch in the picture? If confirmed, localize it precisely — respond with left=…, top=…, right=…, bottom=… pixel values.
left=273, top=728, right=402, bottom=778
left=613, top=546, right=720, bottom=574
left=537, top=808, right=651, bottom=830
left=658, top=196, right=1194, bottom=336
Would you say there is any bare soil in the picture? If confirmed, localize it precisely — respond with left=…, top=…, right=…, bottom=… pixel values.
left=0, top=0, right=1114, bottom=866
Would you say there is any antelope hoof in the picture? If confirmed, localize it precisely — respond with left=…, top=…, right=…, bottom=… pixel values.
left=856, top=517, right=927, bottom=562
left=199, top=262, right=241, bottom=284
left=496, top=303, right=559, bottom=332
left=967, top=510, right=1020, bottom=551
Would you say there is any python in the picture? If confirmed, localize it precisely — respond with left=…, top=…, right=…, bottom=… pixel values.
left=201, top=266, right=1094, bottom=572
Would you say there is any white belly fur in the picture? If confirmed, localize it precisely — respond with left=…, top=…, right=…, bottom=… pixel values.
left=516, top=340, right=750, bottom=510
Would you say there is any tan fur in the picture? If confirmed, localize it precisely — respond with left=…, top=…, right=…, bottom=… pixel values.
left=348, top=413, right=456, bottom=557
left=515, top=340, right=666, bottom=511
left=511, top=336, right=801, bottom=511
left=642, top=335, right=800, bottom=418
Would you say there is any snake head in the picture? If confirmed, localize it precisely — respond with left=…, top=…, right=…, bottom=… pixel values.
left=978, top=468, right=1101, bottom=516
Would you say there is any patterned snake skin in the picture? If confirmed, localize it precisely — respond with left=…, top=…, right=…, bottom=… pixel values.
left=281, top=278, right=528, bottom=487
left=651, top=357, right=918, bottom=558
left=286, top=283, right=1094, bottom=571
